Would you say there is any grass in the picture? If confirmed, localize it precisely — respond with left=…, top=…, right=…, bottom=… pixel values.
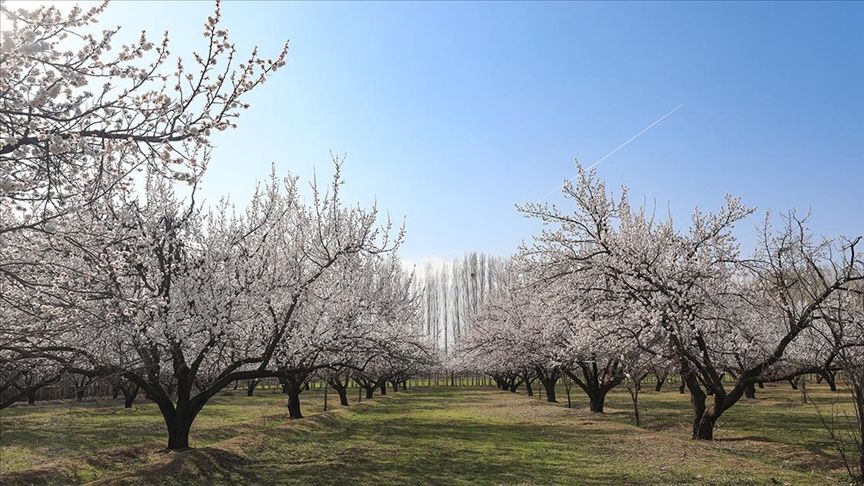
left=0, top=381, right=857, bottom=485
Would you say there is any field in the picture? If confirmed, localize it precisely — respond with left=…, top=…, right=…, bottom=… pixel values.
left=0, top=382, right=855, bottom=485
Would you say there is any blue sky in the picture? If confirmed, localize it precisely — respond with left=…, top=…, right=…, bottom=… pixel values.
left=10, top=1, right=864, bottom=260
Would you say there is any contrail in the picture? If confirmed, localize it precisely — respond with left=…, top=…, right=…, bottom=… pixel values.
left=543, top=103, right=684, bottom=200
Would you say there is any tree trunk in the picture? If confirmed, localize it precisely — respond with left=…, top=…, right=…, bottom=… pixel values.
left=153, top=396, right=205, bottom=451
left=287, top=384, right=303, bottom=420
left=693, top=411, right=716, bottom=440
left=564, top=365, right=621, bottom=414
left=167, top=415, right=193, bottom=450
left=654, top=377, right=665, bottom=392
left=27, top=388, right=37, bottom=405
left=680, top=366, right=715, bottom=440
left=788, top=378, right=799, bottom=390
left=278, top=376, right=304, bottom=420
left=627, top=385, right=641, bottom=426
left=849, top=378, right=864, bottom=480
left=800, top=375, right=808, bottom=404
left=525, top=379, right=534, bottom=397
left=688, top=382, right=713, bottom=440
left=390, top=380, right=399, bottom=393
left=588, top=390, right=608, bottom=413
left=329, top=380, right=349, bottom=406
left=122, top=384, right=139, bottom=408
left=823, top=371, right=837, bottom=392
left=366, top=386, right=375, bottom=399
left=744, top=383, right=756, bottom=399
left=541, top=378, right=557, bottom=403
left=246, top=379, right=259, bottom=397
left=379, top=381, right=387, bottom=396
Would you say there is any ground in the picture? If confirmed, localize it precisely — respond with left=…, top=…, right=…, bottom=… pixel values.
left=0, top=382, right=855, bottom=485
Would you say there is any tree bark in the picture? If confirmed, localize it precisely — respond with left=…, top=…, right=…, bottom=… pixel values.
left=850, top=378, right=864, bottom=480
left=287, top=388, right=303, bottom=419
left=687, top=378, right=713, bottom=440
left=693, top=411, right=716, bottom=440
left=588, top=390, right=608, bottom=413
left=337, top=386, right=349, bottom=406
left=246, top=379, right=259, bottom=397
left=329, top=379, right=350, bottom=406
left=152, top=395, right=205, bottom=451
left=744, top=383, right=756, bottom=399
left=122, top=383, right=139, bottom=408
left=822, top=371, right=837, bottom=391
left=627, top=385, right=641, bottom=426
left=682, top=370, right=747, bottom=440
left=166, top=414, right=194, bottom=450
left=541, top=378, right=558, bottom=403
left=565, top=362, right=622, bottom=414
left=279, top=375, right=304, bottom=420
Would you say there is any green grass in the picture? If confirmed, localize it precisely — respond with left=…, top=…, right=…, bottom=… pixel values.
left=0, top=382, right=857, bottom=485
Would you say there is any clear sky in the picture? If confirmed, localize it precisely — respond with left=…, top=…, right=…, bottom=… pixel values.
left=6, top=1, right=864, bottom=261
